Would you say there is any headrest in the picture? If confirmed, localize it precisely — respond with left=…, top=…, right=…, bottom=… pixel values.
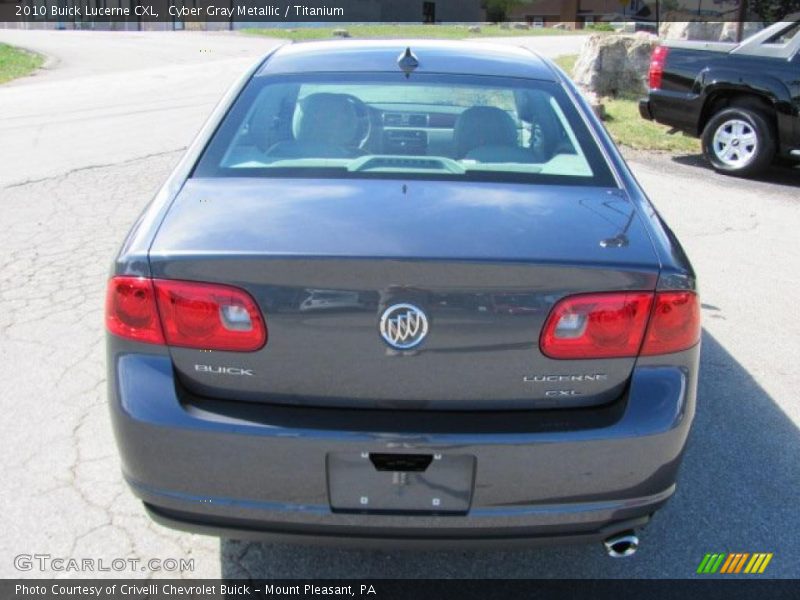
left=453, top=106, right=518, bottom=158
left=293, top=93, right=359, bottom=146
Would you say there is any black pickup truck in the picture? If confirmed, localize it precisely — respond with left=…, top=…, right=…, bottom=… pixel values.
left=640, top=18, right=800, bottom=176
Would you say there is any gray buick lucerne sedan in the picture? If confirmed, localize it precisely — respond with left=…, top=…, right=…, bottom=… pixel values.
left=106, top=41, right=700, bottom=556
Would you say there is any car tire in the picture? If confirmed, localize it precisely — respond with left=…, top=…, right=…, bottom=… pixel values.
left=702, top=106, right=775, bottom=177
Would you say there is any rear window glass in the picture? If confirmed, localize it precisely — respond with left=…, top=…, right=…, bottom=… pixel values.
left=763, top=21, right=800, bottom=45
left=194, top=72, right=616, bottom=187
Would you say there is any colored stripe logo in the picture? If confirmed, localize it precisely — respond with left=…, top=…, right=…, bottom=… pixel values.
left=697, top=553, right=773, bottom=574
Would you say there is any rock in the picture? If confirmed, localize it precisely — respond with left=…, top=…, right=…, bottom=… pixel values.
left=572, top=33, right=657, bottom=98
left=583, top=90, right=606, bottom=120
left=719, top=21, right=765, bottom=42
left=468, top=25, right=481, bottom=33
left=499, top=22, right=510, bottom=30
left=659, top=20, right=724, bottom=41
left=513, top=22, right=529, bottom=30
left=552, top=23, right=567, bottom=30
left=658, top=19, right=765, bottom=42
left=332, top=28, right=350, bottom=38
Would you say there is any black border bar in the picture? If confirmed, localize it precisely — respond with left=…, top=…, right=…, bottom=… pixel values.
left=1, top=0, right=798, bottom=24
left=4, top=579, right=800, bottom=600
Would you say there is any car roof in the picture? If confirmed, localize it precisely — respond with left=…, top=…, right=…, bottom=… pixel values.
left=256, top=40, right=557, bottom=81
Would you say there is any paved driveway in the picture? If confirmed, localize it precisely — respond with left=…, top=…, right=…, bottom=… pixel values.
left=0, top=30, right=587, bottom=188
left=0, top=30, right=797, bottom=579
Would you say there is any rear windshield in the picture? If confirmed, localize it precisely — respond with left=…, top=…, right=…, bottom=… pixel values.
left=194, top=72, right=616, bottom=187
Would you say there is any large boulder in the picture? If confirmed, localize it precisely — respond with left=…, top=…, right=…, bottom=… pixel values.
left=659, top=19, right=764, bottom=42
left=572, top=33, right=657, bottom=98
left=719, top=21, right=765, bottom=42
left=659, top=20, right=724, bottom=41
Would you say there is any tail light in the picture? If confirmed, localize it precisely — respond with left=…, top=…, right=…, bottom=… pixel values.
left=540, top=290, right=699, bottom=359
left=648, top=45, right=669, bottom=90
left=640, top=291, right=701, bottom=356
left=540, top=292, right=653, bottom=359
left=106, top=277, right=164, bottom=345
left=106, top=277, right=266, bottom=352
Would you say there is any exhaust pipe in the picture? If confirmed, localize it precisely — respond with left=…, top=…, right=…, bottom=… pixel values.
left=603, top=531, right=639, bottom=558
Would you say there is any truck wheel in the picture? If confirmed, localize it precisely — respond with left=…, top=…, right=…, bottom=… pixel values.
left=702, top=107, right=775, bottom=177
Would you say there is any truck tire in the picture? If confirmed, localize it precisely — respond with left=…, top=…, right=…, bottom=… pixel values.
left=701, top=106, right=775, bottom=177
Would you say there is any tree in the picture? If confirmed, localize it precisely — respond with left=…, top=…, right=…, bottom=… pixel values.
left=483, top=0, right=528, bottom=22
left=748, top=0, right=800, bottom=20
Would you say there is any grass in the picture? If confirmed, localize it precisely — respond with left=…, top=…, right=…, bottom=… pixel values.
left=0, top=43, right=43, bottom=85
left=603, top=97, right=700, bottom=154
left=555, top=54, right=700, bottom=154
left=553, top=54, right=578, bottom=74
left=241, top=24, right=583, bottom=41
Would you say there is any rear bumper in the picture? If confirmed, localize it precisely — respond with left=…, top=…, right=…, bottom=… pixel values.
left=639, top=90, right=703, bottom=135
left=639, top=98, right=654, bottom=121
left=110, top=347, right=698, bottom=545
left=144, top=503, right=653, bottom=548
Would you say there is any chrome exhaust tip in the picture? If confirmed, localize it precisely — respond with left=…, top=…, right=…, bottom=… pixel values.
left=603, top=531, right=639, bottom=558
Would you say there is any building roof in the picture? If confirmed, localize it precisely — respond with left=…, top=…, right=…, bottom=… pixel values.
left=257, top=40, right=556, bottom=81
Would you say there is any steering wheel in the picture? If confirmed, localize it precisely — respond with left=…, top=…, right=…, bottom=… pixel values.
left=340, top=94, right=372, bottom=150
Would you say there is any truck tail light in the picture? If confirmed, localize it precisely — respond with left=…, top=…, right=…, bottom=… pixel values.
left=106, top=277, right=267, bottom=352
left=649, top=45, right=669, bottom=90
left=540, top=290, right=699, bottom=359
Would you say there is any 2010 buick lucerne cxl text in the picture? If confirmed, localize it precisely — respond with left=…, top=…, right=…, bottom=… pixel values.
left=106, top=41, right=700, bottom=556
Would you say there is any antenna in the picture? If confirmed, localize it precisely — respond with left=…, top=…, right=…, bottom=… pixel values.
left=397, top=47, right=419, bottom=78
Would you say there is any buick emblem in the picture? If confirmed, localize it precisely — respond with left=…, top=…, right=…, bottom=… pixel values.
left=379, top=303, right=429, bottom=350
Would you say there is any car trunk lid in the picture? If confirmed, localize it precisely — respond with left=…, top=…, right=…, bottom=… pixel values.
left=148, top=177, right=660, bottom=410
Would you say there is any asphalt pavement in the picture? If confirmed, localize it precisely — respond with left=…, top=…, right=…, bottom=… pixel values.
left=0, top=30, right=797, bottom=579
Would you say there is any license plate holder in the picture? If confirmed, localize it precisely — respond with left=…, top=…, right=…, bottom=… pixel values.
left=327, top=452, right=475, bottom=514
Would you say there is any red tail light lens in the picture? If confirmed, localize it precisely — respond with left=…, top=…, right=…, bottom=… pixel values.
left=540, top=292, right=654, bottom=359
left=540, top=290, right=700, bottom=359
left=154, top=280, right=266, bottom=351
left=649, top=45, right=669, bottom=90
left=641, top=291, right=700, bottom=356
left=106, top=277, right=164, bottom=345
left=106, top=277, right=266, bottom=352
